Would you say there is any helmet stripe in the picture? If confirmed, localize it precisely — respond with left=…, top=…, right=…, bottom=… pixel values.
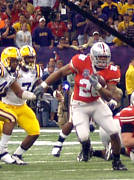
left=102, top=43, right=105, bottom=53
left=27, top=46, right=32, bottom=56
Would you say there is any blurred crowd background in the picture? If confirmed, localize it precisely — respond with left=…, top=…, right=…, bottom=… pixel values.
left=1, top=0, right=134, bottom=50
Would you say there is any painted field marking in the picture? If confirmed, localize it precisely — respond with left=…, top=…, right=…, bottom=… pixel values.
left=13, top=129, right=100, bottom=133
left=8, top=140, right=101, bottom=145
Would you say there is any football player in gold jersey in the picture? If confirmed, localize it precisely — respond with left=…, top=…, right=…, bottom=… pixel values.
left=2, top=45, right=42, bottom=165
left=0, top=46, right=36, bottom=164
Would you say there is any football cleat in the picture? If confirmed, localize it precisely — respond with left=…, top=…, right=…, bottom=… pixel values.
left=52, top=145, right=62, bottom=157
left=105, top=142, right=113, bottom=161
left=0, top=152, right=16, bottom=164
left=12, top=154, right=27, bottom=165
left=77, top=150, right=84, bottom=162
left=77, top=147, right=93, bottom=162
left=112, top=160, right=128, bottom=170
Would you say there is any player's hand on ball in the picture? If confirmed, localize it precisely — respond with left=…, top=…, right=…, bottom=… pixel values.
left=89, top=74, right=102, bottom=90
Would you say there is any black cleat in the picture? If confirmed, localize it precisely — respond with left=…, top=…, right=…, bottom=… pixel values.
left=112, top=160, right=128, bottom=171
left=77, top=151, right=88, bottom=162
left=77, top=147, right=93, bottom=162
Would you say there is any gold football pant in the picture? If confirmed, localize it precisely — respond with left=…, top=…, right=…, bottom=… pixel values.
left=0, top=101, right=40, bottom=136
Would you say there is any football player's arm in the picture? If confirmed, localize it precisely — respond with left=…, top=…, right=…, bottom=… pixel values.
left=10, top=81, right=36, bottom=100
left=99, top=84, right=122, bottom=106
left=107, top=84, right=123, bottom=102
left=99, top=83, right=122, bottom=102
left=98, top=86, right=113, bottom=102
left=41, top=64, right=73, bottom=89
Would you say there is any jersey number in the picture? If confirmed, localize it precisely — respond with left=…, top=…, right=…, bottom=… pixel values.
left=22, top=82, right=31, bottom=90
left=79, top=79, right=98, bottom=97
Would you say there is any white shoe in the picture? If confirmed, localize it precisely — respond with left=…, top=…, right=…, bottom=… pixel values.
left=0, top=152, right=16, bottom=164
left=12, top=154, right=27, bottom=165
left=52, top=145, right=62, bottom=157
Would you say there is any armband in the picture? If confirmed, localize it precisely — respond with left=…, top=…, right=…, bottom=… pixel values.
left=22, top=91, right=36, bottom=100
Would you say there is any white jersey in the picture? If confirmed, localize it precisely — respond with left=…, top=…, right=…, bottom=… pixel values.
left=0, top=63, right=16, bottom=96
left=2, top=65, right=42, bottom=105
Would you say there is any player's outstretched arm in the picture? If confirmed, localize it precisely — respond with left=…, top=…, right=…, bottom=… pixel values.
left=34, top=64, right=72, bottom=97
left=45, top=64, right=72, bottom=86
left=10, top=81, right=36, bottom=100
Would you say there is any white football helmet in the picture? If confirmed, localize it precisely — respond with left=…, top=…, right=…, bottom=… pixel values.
left=90, top=42, right=111, bottom=69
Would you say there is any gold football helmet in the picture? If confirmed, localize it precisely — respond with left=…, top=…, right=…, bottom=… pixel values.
left=19, top=45, right=36, bottom=69
left=1, top=47, right=20, bottom=70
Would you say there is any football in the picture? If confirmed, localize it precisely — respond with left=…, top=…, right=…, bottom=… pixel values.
left=96, top=74, right=106, bottom=87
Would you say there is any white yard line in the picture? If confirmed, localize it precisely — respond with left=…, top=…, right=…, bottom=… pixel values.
left=13, top=129, right=100, bottom=133
left=8, top=140, right=101, bottom=145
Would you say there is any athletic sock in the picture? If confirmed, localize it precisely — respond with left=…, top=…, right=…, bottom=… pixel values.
left=14, top=146, right=26, bottom=156
left=57, top=131, right=67, bottom=145
left=0, top=133, right=11, bottom=153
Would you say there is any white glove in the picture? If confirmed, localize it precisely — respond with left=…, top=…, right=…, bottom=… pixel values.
left=89, top=74, right=102, bottom=90
left=107, top=99, right=117, bottom=110
left=41, top=93, right=53, bottom=103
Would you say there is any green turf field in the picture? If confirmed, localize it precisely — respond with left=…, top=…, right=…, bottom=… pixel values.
left=0, top=128, right=134, bottom=180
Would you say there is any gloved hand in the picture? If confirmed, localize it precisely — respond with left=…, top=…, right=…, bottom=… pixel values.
left=42, top=93, right=53, bottom=103
left=33, top=85, right=44, bottom=99
left=89, top=74, right=102, bottom=90
left=107, top=99, right=117, bottom=111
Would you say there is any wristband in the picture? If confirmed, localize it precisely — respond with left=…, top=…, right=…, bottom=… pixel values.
left=41, top=81, right=48, bottom=88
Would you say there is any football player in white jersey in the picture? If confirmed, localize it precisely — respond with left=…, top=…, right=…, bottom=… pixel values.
left=1, top=45, right=42, bottom=165
left=34, top=42, right=127, bottom=170
left=0, top=46, right=36, bottom=164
